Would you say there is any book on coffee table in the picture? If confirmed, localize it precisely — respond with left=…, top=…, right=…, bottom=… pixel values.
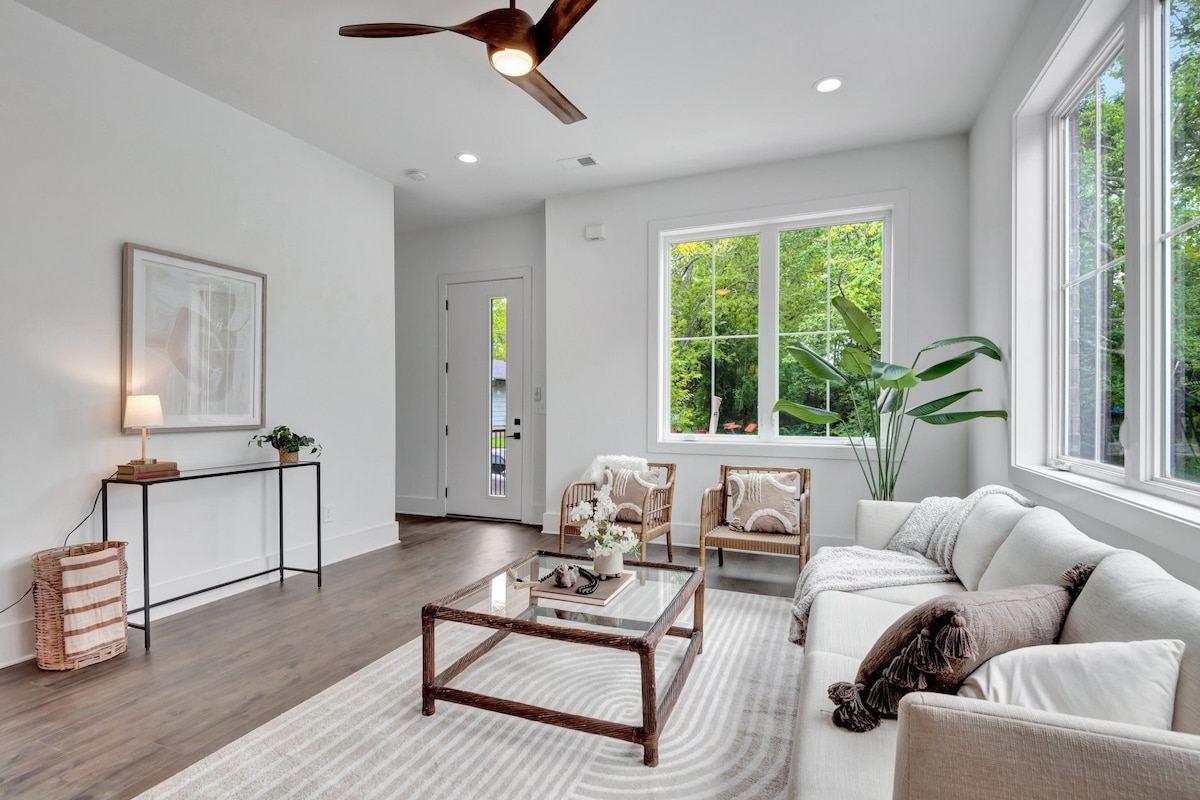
left=530, top=570, right=634, bottom=607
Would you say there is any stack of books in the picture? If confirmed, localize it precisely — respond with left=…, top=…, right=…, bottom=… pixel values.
left=117, top=461, right=180, bottom=480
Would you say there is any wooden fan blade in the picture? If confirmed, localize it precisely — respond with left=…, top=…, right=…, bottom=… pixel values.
left=339, top=23, right=447, bottom=38
left=535, top=0, right=599, bottom=61
left=505, top=69, right=586, bottom=124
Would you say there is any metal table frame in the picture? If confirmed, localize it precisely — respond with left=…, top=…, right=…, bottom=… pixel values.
left=101, top=460, right=322, bottom=648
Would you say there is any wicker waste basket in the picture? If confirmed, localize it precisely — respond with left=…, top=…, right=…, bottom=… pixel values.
left=32, top=541, right=129, bottom=670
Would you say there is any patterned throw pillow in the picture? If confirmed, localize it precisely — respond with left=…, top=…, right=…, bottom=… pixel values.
left=605, top=467, right=660, bottom=522
left=726, top=472, right=799, bottom=533
left=827, top=564, right=1096, bottom=732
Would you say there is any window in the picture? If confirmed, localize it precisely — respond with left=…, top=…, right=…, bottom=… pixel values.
left=1040, top=0, right=1200, bottom=500
left=1163, top=0, right=1200, bottom=484
left=660, top=208, right=888, bottom=444
left=1059, top=48, right=1126, bottom=471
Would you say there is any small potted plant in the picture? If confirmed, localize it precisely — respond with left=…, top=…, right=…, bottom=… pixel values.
left=248, top=425, right=322, bottom=464
left=567, top=484, right=639, bottom=578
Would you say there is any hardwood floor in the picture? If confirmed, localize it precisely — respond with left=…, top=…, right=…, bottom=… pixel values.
left=0, top=516, right=797, bottom=799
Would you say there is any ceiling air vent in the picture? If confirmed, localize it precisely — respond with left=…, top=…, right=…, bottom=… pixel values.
left=557, top=154, right=598, bottom=170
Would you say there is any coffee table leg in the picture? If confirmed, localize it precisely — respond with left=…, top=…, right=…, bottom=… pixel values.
left=695, top=579, right=705, bottom=655
left=639, top=642, right=659, bottom=767
left=422, top=608, right=436, bottom=716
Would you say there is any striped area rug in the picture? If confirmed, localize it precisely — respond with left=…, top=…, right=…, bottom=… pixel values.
left=137, top=589, right=799, bottom=800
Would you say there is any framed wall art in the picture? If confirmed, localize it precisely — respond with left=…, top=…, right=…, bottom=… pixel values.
left=122, top=243, right=266, bottom=432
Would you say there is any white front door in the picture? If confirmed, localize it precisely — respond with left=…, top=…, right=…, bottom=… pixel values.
left=445, top=277, right=524, bottom=520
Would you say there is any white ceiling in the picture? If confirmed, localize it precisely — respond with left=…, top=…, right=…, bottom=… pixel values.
left=15, top=0, right=1035, bottom=234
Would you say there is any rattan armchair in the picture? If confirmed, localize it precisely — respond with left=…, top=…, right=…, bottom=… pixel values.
left=559, top=462, right=677, bottom=561
left=699, top=465, right=811, bottom=573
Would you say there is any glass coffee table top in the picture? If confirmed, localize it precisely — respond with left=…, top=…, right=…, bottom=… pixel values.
left=431, top=550, right=699, bottom=638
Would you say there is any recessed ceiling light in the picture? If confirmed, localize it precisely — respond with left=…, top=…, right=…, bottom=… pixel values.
left=814, top=76, right=843, bottom=93
left=456, top=152, right=479, bottom=164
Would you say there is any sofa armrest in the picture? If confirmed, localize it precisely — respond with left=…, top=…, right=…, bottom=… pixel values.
left=854, top=500, right=917, bottom=550
left=894, top=693, right=1200, bottom=800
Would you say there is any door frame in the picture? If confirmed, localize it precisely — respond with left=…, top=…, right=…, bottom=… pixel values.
left=438, top=267, right=533, bottom=523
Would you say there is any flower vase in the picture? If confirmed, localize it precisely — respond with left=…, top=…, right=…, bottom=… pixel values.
left=592, top=551, right=624, bottom=579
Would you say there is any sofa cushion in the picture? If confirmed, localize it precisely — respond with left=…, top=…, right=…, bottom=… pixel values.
left=1060, top=550, right=1200, bottom=735
left=603, top=467, right=658, bottom=522
left=951, top=494, right=1031, bottom=591
left=852, top=581, right=967, bottom=607
left=958, top=639, right=1184, bottom=730
left=827, top=572, right=1093, bottom=732
left=977, top=507, right=1115, bottom=591
left=726, top=471, right=799, bottom=533
left=789, top=650, right=898, bottom=800
left=805, top=592, right=914, bottom=659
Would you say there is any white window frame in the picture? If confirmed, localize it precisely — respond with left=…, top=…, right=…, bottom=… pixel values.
left=1012, top=0, right=1200, bottom=550
left=646, top=191, right=906, bottom=458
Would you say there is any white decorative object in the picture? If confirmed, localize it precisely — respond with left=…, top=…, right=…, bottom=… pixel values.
left=592, top=551, right=623, bottom=579
left=567, top=483, right=639, bottom=560
left=581, top=455, right=649, bottom=488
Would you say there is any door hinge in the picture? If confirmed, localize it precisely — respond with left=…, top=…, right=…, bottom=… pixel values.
left=445, top=425, right=449, bottom=435
left=445, top=362, right=449, bottom=373
left=445, top=299, right=449, bottom=310
left=445, top=487, right=449, bottom=498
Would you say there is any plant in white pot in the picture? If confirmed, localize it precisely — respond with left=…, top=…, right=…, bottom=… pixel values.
left=248, top=425, right=322, bottom=464
left=568, top=484, right=639, bottom=578
left=772, top=294, right=1007, bottom=501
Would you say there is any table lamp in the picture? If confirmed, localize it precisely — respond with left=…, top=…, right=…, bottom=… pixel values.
left=124, top=394, right=164, bottom=464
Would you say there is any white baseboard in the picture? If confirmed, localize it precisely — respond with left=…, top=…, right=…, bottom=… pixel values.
left=0, top=519, right=399, bottom=669
left=396, top=495, right=442, bottom=516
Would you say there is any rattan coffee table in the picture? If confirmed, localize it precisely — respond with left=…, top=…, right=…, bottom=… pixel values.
left=421, top=549, right=704, bottom=766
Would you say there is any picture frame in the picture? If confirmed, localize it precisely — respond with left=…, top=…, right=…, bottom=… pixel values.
left=122, top=243, right=266, bottom=432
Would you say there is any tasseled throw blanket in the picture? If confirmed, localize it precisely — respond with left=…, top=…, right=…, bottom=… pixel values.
left=788, top=485, right=1032, bottom=646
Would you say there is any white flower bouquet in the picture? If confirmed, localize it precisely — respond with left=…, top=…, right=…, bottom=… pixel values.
left=568, top=484, right=639, bottom=557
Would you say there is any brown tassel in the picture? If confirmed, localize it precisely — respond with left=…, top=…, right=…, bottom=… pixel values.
left=1062, top=563, right=1097, bottom=597
left=902, top=627, right=949, bottom=674
left=883, top=653, right=928, bottom=690
left=866, top=677, right=904, bottom=715
left=828, top=681, right=880, bottom=733
left=934, top=613, right=976, bottom=660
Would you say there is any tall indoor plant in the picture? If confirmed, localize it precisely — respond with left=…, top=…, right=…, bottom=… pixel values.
left=773, top=295, right=1007, bottom=500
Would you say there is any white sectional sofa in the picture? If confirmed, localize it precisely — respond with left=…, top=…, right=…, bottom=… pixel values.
left=788, top=497, right=1200, bottom=799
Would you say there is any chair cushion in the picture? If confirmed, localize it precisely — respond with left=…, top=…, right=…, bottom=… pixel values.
left=977, top=507, right=1115, bottom=591
left=826, top=570, right=1094, bottom=732
left=604, top=467, right=658, bottom=522
left=790, top=651, right=899, bottom=800
left=805, top=592, right=915, bottom=659
left=1061, top=550, right=1200, bottom=735
left=957, top=639, right=1184, bottom=730
left=726, top=471, right=799, bottom=533
left=951, top=494, right=1031, bottom=591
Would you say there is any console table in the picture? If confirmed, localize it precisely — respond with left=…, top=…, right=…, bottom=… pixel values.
left=101, top=460, right=322, bottom=648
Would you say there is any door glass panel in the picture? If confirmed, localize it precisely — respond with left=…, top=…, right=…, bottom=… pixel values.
left=490, top=297, right=507, bottom=497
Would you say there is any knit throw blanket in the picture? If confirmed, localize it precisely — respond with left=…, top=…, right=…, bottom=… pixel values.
left=788, top=485, right=1032, bottom=646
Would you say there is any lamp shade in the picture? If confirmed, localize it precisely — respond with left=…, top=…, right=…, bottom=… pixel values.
left=124, top=394, right=164, bottom=428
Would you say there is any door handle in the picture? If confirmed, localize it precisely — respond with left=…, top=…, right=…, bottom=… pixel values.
left=506, top=432, right=521, bottom=440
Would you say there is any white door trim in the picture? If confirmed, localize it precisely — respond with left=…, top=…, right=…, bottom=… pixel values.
left=438, top=267, right=534, bottom=523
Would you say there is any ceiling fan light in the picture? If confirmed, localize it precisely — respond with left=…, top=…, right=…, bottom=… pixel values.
left=490, top=47, right=535, bottom=77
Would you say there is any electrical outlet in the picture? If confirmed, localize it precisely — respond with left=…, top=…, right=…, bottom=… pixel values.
left=322, top=504, right=334, bottom=523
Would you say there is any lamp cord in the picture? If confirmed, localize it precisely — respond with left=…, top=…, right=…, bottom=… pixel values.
left=0, top=474, right=113, bottom=617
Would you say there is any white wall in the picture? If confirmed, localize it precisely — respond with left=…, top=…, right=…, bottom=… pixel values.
left=968, top=0, right=1200, bottom=585
left=0, top=1, right=397, bottom=667
left=394, top=211, right=547, bottom=523
left=544, top=136, right=976, bottom=549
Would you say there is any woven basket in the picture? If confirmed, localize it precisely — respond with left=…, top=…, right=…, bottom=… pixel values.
left=32, top=541, right=129, bottom=670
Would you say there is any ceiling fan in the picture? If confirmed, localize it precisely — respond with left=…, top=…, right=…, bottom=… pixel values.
left=340, top=0, right=599, bottom=124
